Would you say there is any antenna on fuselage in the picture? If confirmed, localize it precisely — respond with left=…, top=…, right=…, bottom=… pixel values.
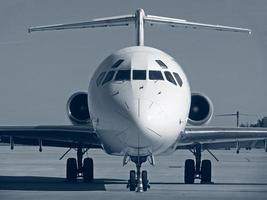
left=28, top=8, right=251, bottom=46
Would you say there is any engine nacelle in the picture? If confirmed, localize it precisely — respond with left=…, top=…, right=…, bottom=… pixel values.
left=188, top=93, right=213, bottom=126
left=67, top=92, right=90, bottom=125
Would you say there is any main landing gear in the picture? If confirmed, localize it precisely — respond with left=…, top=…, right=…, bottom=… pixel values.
left=127, top=156, right=151, bottom=192
left=66, top=148, right=94, bottom=183
left=184, top=143, right=212, bottom=184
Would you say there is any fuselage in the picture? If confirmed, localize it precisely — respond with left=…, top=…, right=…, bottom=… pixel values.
left=88, top=46, right=191, bottom=156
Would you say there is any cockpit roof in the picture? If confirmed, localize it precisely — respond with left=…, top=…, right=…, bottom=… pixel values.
left=97, top=46, right=179, bottom=72
left=92, top=46, right=186, bottom=89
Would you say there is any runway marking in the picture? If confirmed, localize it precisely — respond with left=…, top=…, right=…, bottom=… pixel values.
left=168, top=166, right=182, bottom=168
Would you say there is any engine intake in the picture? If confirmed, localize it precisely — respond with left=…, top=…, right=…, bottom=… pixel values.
left=67, top=92, right=90, bottom=124
left=188, top=93, right=213, bottom=126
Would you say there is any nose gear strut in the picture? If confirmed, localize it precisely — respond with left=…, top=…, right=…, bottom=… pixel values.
left=126, top=156, right=151, bottom=192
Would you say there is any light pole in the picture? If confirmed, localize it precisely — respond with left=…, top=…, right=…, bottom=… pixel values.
left=215, top=111, right=257, bottom=127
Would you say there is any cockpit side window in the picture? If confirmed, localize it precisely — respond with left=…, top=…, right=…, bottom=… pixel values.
left=155, top=60, right=168, bottom=69
left=149, top=70, right=164, bottom=80
left=164, top=71, right=177, bottom=85
left=115, top=70, right=131, bottom=81
left=102, top=71, right=115, bottom=85
left=133, top=70, right=146, bottom=80
left=173, top=72, right=183, bottom=87
left=111, top=59, right=124, bottom=68
left=96, top=72, right=106, bottom=86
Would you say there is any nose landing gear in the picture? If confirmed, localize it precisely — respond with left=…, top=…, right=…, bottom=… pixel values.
left=126, top=156, right=151, bottom=192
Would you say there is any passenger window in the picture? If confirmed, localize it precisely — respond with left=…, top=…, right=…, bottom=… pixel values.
left=133, top=70, right=146, bottom=80
left=149, top=71, right=164, bottom=80
left=111, top=59, right=124, bottom=68
left=102, top=71, right=115, bottom=85
left=173, top=72, right=183, bottom=87
left=164, top=71, right=177, bottom=85
left=155, top=60, right=168, bottom=69
left=115, top=70, right=131, bottom=81
left=96, top=72, right=106, bottom=86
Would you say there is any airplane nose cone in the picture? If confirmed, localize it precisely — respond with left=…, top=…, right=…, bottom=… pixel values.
left=117, top=99, right=166, bottom=150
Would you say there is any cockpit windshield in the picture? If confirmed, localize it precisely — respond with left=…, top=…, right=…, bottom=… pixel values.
left=96, top=72, right=106, bottom=86
left=97, top=69, right=182, bottom=87
left=133, top=70, right=146, bottom=80
left=115, top=70, right=131, bottom=81
left=149, top=70, right=164, bottom=80
left=164, top=71, right=177, bottom=85
left=102, top=71, right=115, bottom=85
left=111, top=59, right=124, bottom=68
left=173, top=72, right=183, bottom=87
left=155, top=60, right=168, bottom=69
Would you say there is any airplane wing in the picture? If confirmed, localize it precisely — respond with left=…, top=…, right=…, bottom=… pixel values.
left=177, top=127, right=267, bottom=151
left=0, top=125, right=101, bottom=149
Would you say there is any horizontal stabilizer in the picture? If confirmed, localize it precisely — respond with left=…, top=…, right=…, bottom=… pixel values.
left=145, top=15, right=251, bottom=34
left=28, top=14, right=135, bottom=33
left=28, top=8, right=251, bottom=46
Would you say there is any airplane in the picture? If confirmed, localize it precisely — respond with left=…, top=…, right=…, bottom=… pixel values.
left=1, top=8, right=267, bottom=192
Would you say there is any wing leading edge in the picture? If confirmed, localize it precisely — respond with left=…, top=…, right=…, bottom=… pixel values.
left=0, top=125, right=101, bottom=148
left=178, top=127, right=267, bottom=150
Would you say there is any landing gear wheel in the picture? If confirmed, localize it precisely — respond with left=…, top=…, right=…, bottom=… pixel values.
left=129, top=170, right=136, bottom=191
left=184, top=159, right=195, bottom=184
left=201, top=159, right=211, bottom=183
left=142, top=170, right=149, bottom=191
left=66, top=158, right=77, bottom=182
left=83, top=158, right=94, bottom=183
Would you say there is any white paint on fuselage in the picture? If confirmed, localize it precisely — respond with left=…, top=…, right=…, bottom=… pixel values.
left=88, top=46, right=191, bottom=156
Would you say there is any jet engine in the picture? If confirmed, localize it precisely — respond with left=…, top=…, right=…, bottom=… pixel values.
left=188, top=93, right=213, bottom=126
left=67, top=92, right=90, bottom=125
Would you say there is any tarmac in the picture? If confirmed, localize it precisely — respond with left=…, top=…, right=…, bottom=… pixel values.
left=0, top=146, right=267, bottom=200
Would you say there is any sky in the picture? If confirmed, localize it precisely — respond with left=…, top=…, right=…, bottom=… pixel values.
left=0, top=0, right=266, bottom=126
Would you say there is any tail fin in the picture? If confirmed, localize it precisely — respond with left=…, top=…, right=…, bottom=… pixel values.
left=28, top=8, right=251, bottom=46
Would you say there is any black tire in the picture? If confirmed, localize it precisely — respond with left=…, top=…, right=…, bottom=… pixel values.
left=201, top=159, right=211, bottom=183
left=129, top=170, right=136, bottom=191
left=66, top=158, right=77, bottom=182
left=83, top=158, right=94, bottom=183
left=184, top=159, right=195, bottom=184
left=142, top=170, right=149, bottom=191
